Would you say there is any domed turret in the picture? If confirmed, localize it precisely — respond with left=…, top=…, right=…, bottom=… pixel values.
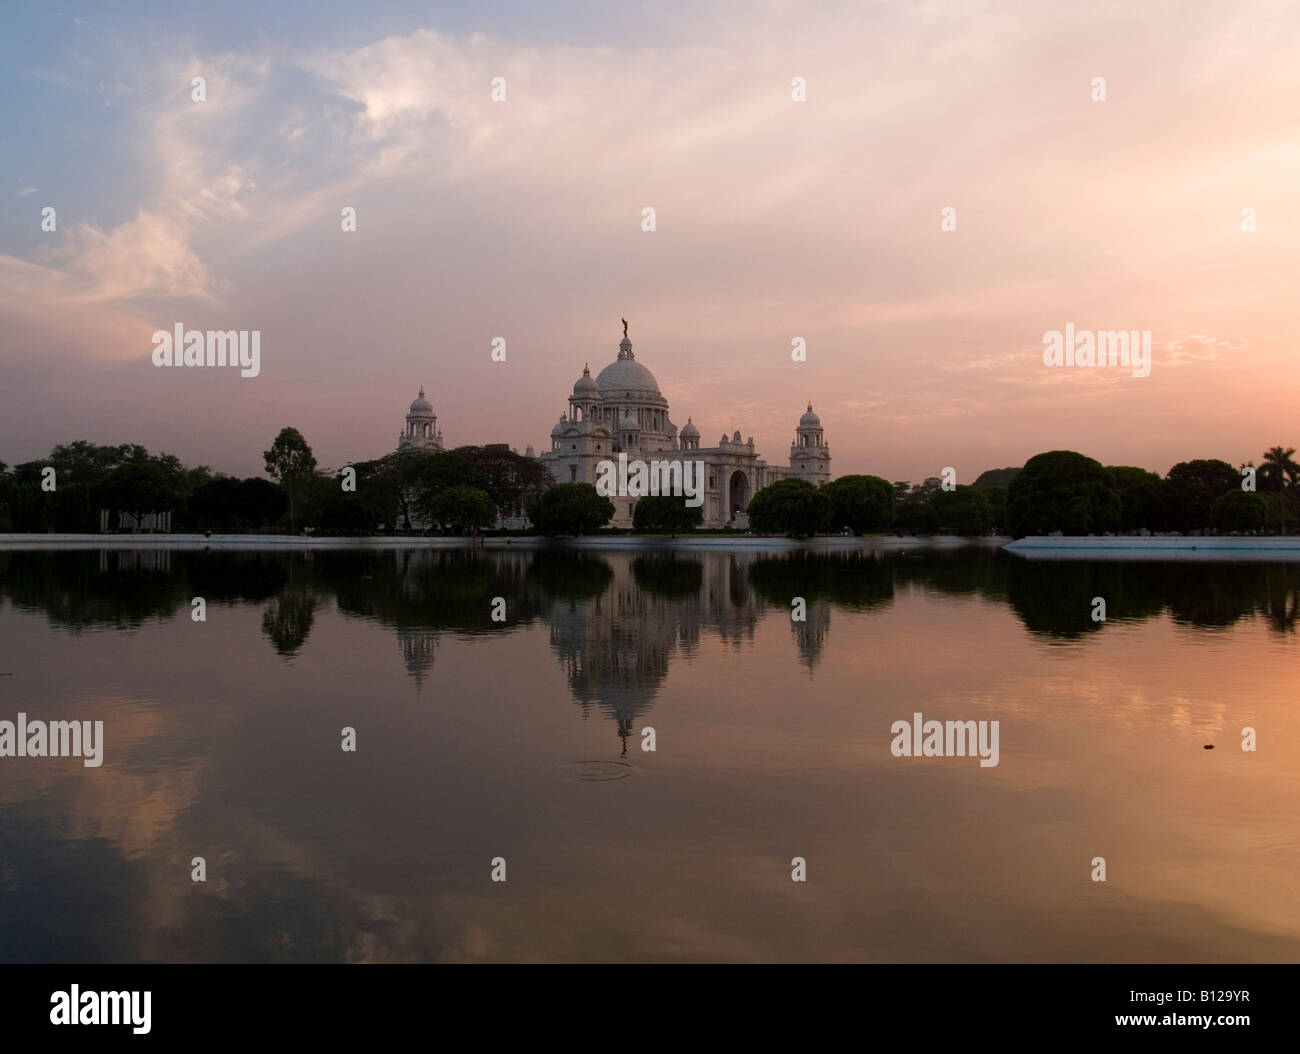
left=551, top=413, right=569, bottom=437
left=790, top=400, right=829, bottom=485
left=573, top=363, right=601, bottom=398
left=410, top=387, right=434, bottom=415
left=679, top=417, right=699, bottom=450
left=399, top=386, right=443, bottom=453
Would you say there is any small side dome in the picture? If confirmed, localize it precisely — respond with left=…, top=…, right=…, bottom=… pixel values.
left=573, top=363, right=601, bottom=397
left=410, top=386, right=434, bottom=414
left=680, top=417, right=699, bottom=437
left=799, top=401, right=821, bottom=427
left=551, top=414, right=569, bottom=436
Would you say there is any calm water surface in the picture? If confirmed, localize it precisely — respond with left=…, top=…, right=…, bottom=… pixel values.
left=1, top=545, right=1297, bottom=962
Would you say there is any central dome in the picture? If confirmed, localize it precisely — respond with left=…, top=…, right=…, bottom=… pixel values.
left=596, top=336, right=661, bottom=395
left=596, top=357, right=661, bottom=395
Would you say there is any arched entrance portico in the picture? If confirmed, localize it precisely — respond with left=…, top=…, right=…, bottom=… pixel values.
left=728, top=470, right=750, bottom=522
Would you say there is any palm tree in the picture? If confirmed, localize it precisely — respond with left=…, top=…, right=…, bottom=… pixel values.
left=1260, top=446, right=1299, bottom=492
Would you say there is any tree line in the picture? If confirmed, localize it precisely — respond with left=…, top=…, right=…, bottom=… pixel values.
left=739, top=446, right=1299, bottom=538
left=4, top=432, right=1295, bottom=539
left=0, top=429, right=552, bottom=535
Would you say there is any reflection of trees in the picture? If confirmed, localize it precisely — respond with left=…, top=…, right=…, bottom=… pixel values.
left=0, top=550, right=189, bottom=631
left=748, top=551, right=895, bottom=612
left=1160, top=562, right=1300, bottom=632
left=526, top=550, right=614, bottom=602
left=184, top=552, right=288, bottom=602
left=631, top=555, right=703, bottom=599
left=261, top=590, right=317, bottom=656
left=1002, top=560, right=1165, bottom=639
left=6, top=549, right=1298, bottom=692
left=1260, top=567, right=1300, bottom=634
left=892, top=548, right=1010, bottom=599
left=327, top=550, right=548, bottom=633
left=1000, top=559, right=1300, bottom=638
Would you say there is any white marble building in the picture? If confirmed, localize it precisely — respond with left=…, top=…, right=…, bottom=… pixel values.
left=541, top=328, right=830, bottom=527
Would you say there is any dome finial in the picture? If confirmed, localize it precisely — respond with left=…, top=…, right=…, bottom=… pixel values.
left=807, top=400, right=812, bottom=411
left=583, top=362, right=590, bottom=375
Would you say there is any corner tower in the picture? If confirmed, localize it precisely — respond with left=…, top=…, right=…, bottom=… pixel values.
left=398, top=387, right=443, bottom=452
left=789, top=402, right=830, bottom=485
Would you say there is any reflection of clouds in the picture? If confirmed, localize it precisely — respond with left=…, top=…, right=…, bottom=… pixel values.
left=7, top=550, right=1299, bottom=961
left=0, top=695, right=210, bottom=955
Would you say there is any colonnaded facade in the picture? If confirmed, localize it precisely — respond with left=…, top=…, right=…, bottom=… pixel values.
left=540, top=328, right=830, bottom=527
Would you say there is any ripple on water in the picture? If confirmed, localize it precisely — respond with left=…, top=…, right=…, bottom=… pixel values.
left=559, top=760, right=633, bottom=782
left=1071, top=883, right=1131, bottom=905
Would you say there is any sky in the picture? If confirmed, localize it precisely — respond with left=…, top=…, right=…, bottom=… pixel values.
left=1, top=0, right=1297, bottom=483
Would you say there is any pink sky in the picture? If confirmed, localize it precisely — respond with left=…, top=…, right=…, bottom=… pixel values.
left=2, top=1, right=1298, bottom=483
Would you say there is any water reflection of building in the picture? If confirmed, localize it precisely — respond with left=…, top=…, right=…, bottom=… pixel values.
left=396, top=626, right=439, bottom=691
left=791, top=599, right=831, bottom=672
left=544, top=552, right=802, bottom=751
left=98, top=548, right=173, bottom=573
left=370, top=549, right=834, bottom=734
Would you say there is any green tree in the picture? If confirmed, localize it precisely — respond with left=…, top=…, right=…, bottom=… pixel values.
left=632, top=494, right=704, bottom=533
left=407, top=450, right=481, bottom=529
left=450, top=445, right=553, bottom=519
left=1212, top=490, right=1267, bottom=532
left=747, top=478, right=833, bottom=537
left=893, top=496, right=939, bottom=534
left=262, top=427, right=317, bottom=530
left=188, top=477, right=244, bottom=529
left=428, top=485, right=497, bottom=533
left=1259, top=446, right=1299, bottom=493
left=910, top=477, right=943, bottom=503
left=1108, top=466, right=1165, bottom=533
left=96, top=458, right=181, bottom=530
left=320, top=494, right=380, bottom=533
left=47, top=440, right=132, bottom=486
left=821, top=474, right=894, bottom=534
left=527, top=483, right=614, bottom=536
left=1162, top=459, right=1240, bottom=534
left=52, top=481, right=98, bottom=532
left=972, top=467, right=1021, bottom=489
left=931, top=484, right=993, bottom=535
left=1006, top=451, right=1121, bottom=538
left=983, top=486, right=1008, bottom=534
left=1262, top=491, right=1300, bottom=533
